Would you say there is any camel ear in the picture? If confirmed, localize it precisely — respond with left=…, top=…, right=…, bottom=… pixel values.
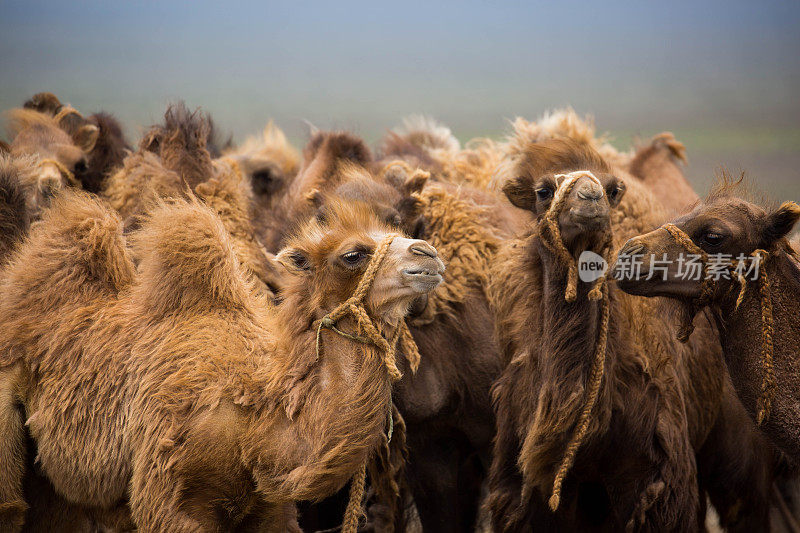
left=73, top=124, right=99, bottom=153
left=275, top=247, right=312, bottom=275
left=402, top=169, right=429, bottom=196
left=0, top=140, right=9, bottom=154
left=763, top=201, right=800, bottom=245
left=502, top=175, right=536, bottom=211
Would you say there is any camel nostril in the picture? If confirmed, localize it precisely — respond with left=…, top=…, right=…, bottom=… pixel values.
left=409, top=242, right=437, bottom=259
left=577, top=190, right=602, bottom=201
left=620, top=239, right=646, bottom=257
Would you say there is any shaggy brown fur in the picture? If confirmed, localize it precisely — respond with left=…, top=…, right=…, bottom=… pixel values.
left=487, top=137, right=776, bottom=531
left=628, top=132, right=695, bottom=216
left=292, top=130, right=522, bottom=531
left=5, top=108, right=96, bottom=214
left=0, top=189, right=442, bottom=531
left=221, top=121, right=301, bottom=250
left=102, top=103, right=284, bottom=298
left=23, top=92, right=130, bottom=193
left=0, top=156, right=31, bottom=261
left=138, top=104, right=215, bottom=190
left=617, top=179, right=800, bottom=462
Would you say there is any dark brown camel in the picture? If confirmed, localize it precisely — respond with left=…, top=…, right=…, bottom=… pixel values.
left=616, top=177, right=800, bottom=463
left=487, top=137, right=778, bottom=532
left=278, top=129, right=517, bottom=532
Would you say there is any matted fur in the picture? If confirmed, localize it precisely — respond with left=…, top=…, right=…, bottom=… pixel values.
left=486, top=136, right=775, bottom=530
left=102, top=104, right=281, bottom=298
left=0, top=190, right=437, bottom=530
left=293, top=133, right=517, bottom=530
left=0, top=155, right=33, bottom=260
left=497, top=108, right=630, bottom=182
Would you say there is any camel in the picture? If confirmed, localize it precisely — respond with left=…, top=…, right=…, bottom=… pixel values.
left=615, top=177, right=800, bottom=463
left=0, top=186, right=444, bottom=531
left=4, top=106, right=98, bottom=214
left=627, top=132, right=696, bottom=216
left=102, top=103, right=287, bottom=298
left=284, top=128, right=522, bottom=531
left=486, top=135, right=777, bottom=531
left=218, top=121, right=300, bottom=251
left=23, top=92, right=130, bottom=193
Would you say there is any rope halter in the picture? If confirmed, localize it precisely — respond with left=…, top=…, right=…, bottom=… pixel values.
left=315, top=233, right=423, bottom=533
left=538, top=170, right=613, bottom=511
left=314, top=233, right=421, bottom=381
left=660, top=222, right=775, bottom=425
left=538, top=170, right=610, bottom=302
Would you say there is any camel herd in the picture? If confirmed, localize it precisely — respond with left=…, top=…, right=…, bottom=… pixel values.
left=0, top=92, right=798, bottom=532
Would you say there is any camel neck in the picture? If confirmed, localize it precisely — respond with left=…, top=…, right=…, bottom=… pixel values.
left=256, top=289, right=395, bottom=500
left=710, top=249, right=800, bottom=461
left=538, top=240, right=608, bottom=377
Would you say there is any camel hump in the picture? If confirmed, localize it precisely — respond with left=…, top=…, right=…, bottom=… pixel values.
left=139, top=102, right=214, bottom=189
left=27, top=190, right=134, bottom=292
left=0, top=156, right=31, bottom=260
left=392, top=115, right=461, bottom=154
left=132, top=197, right=247, bottom=311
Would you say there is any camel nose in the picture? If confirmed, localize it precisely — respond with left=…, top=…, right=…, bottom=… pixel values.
left=409, top=240, right=438, bottom=259
left=575, top=180, right=604, bottom=202
left=619, top=237, right=646, bottom=257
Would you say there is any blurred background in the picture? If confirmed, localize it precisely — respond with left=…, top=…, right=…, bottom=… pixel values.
left=2, top=0, right=798, bottom=200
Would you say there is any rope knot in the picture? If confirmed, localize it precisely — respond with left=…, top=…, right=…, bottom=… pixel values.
left=660, top=224, right=776, bottom=425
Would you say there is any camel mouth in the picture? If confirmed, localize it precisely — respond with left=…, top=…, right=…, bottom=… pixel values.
left=401, top=268, right=444, bottom=292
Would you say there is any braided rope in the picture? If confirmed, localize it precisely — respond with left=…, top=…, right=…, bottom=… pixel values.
left=660, top=224, right=776, bottom=425
left=539, top=171, right=601, bottom=302
left=537, top=170, right=613, bottom=511
left=753, top=249, right=776, bottom=425
left=341, top=462, right=367, bottom=533
left=314, top=233, right=423, bottom=530
left=662, top=223, right=714, bottom=342
left=549, top=281, right=611, bottom=511
left=36, top=158, right=80, bottom=188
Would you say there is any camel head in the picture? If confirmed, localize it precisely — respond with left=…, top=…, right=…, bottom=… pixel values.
left=276, top=198, right=444, bottom=326
left=501, top=137, right=626, bottom=249
left=616, top=178, right=800, bottom=300
left=223, top=121, right=300, bottom=201
left=6, top=105, right=97, bottom=203
left=311, top=160, right=429, bottom=240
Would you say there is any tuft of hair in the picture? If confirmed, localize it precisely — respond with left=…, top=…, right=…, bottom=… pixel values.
left=236, top=121, right=298, bottom=162
left=494, top=136, right=611, bottom=192
left=503, top=108, right=628, bottom=167
left=705, top=170, right=765, bottom=206
left=131, top=196, right=249, bottom=312
left=23, top=92, right=63, bottom=115
left=390, top=115, right=461, bottom=154
left=0, top=155, right=33, bottom=260
left=303, top=131, right=372, bottom=166
left=139, top=103, right=214, bottom=188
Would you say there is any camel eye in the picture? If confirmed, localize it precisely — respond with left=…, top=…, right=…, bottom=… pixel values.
left=74, top=160, right=87, bottom=173
left=341, top=250, right=366, bottom=266
left=702, top=232, right=724, bottom=247
left=536, top=187, right=553, bottom=202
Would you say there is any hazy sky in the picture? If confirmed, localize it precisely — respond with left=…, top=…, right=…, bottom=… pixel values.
left=2, top=0, right=799, bottom=142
